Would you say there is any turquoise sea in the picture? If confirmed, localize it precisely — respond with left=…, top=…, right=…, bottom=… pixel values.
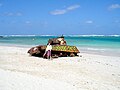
left=0, top=35, right=120, bottom=56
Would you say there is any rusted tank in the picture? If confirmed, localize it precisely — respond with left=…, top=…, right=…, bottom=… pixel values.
left=28, top=36, right=80, bottom=58
left=48, top=36, right=67, bottom=45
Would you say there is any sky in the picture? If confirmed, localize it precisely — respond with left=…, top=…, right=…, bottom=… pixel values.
left=0, top=0, right=120, bottom=35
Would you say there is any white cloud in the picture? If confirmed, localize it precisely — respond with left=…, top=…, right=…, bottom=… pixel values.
left=108, top=4, right=120, bottom=10
left=85, top=20, right=93, bottom=24
left=67, top=5, right=80, bottom=10
left=0, top=12, right=23, bottom=16
left=50, top=4, right=80, bottom=15
left=50, top=10, right=66, bottom=15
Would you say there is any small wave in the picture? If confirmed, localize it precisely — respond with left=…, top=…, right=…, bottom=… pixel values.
left=1, top=34, right=120, bottom=37
left=64, top=35, right=120, bottom=37
left=40, top=35, right=58, bottom=36
left=2, top=35, right=59, bottom=37
left=2, top=35, right=37, bottom=37
left=86, top=48, right=106, bottom=51
left=63, top=35, right=105, bottom=37
left=108, top=35, right=120, bottom=37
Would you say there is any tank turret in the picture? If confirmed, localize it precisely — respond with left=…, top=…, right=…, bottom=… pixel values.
left=48, top=36, right=67, bottom=45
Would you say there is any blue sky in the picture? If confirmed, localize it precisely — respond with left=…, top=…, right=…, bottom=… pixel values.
left=0, top=0, right=120, bottom=35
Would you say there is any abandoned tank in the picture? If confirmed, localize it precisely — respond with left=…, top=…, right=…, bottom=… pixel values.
left=28, top=36, right=80, bottom=58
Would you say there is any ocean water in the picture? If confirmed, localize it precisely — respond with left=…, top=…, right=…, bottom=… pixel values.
left=0, top=35, right=120, bottom=56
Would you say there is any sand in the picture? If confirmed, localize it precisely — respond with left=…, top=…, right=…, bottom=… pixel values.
left=0, top=45, right=120, bottom=90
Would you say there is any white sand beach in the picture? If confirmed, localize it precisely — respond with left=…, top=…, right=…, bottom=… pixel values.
left=0, top=45, right=120, bottom=90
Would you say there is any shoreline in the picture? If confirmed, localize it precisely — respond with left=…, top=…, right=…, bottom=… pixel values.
left=0, top=43, right=120, bottom=57
left=0, top=45, right=120, bottom=90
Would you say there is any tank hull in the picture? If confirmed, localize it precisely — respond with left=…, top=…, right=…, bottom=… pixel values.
left=28, top=45, right=80, bottom=58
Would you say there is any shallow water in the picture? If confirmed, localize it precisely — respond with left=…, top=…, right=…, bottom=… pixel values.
left=0, top=35, right=120, bottom=56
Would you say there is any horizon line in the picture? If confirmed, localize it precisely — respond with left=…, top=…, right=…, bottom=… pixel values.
left=1, top=34, right=120, bottom=37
